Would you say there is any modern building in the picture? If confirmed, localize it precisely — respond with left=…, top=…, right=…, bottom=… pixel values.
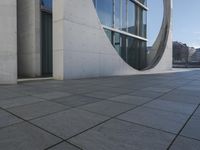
left=0, top=0, right=172, bottom=84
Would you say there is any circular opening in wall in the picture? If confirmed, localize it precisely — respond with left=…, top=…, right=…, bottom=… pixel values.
left=93, top=0, right=170, bottom=71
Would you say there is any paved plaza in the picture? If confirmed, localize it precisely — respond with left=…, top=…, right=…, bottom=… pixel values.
left=0, top=70, right=200, bottom=150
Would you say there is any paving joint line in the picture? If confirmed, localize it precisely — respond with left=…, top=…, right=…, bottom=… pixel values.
left=167, top=104, right=200, bottom=150
left=65, top=83, right=185, bottom=141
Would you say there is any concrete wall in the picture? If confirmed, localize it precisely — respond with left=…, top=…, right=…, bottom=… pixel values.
left=53, top=0, right=173, bottom=80
left=0, top=0, right=17, bottom=84
left=17, top=0, right=41, bottom=78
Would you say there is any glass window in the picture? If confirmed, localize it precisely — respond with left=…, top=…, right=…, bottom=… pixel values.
left=113, top=32, right=121, bottom=54
left=127, top=37, right=139, bottom=69
left=121, top=0, right=127, bottom=31
left=114, top=0, right=121, bottom=29
left=142, top=10, right=147, bottom=38
left=41, top=0, right=52, bottom=11
left=127, top=1, right=136, bottom=34
left=139, top=41, right=147, bottom=69
left=96, top=0, right=113, bottom=27
left=137, top=0, right=147, bottom=6
left=121, top=34, right=128, bottom=62
left=93, top=0, right=148, bottom=70
left=137, top=6, right=147, bottom=37
left=104, top=29, right=113, bottom=42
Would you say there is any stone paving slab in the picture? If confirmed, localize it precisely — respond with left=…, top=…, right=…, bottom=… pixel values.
left=8, top=101, right=69, bottom=120
left=83, top=91, right=121, bottom=99
left=1, top=71, right=200, bottom=150
left=53, top=95, right=101, bottom=107
left=158, top=93, right=200, bottom=105
left=0, top=96, right=45, bottom=109
left=0, top=122, right=61, bottom=150
left=48, top=142, right=80, bottom=150
left=78, top=101, right=136, bottom=117
left=140, top=87, right=173, bottom=93
left=194, top=107, right=200, bottom=117
left=181, top=116, right=200, bottom=140
left=118, top=107, right=190, bottom=134
left=0, top=109, right=22, bottom=128
left=143, top=99, right=197, bottom=115
left=69, top=119, right=175, bottom=150
left=108, top=95, right=153, bottom=105
left=170, top=136, right=200, bottom=150
left=31, top=109, right=108, bottom=139
left=129, top=90, right=164, bottom=99
left=32, top=91, right=72, bottom=100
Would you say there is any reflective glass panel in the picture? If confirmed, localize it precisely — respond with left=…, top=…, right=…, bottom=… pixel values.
left=121, top=34, right=127, bottom=61
left=113, top=32, right=121, bottom=54
left=121, top=0, right=127, bottom=31
left=41, top=0, right=52, bottom=11
left=93, top=0, right=148, bottom=70
left=135, top=6, right=146, bottom=38
left=96, top=0, right=113, bottom=27
left=104, top=29, right=112, bottom=42
left=137, top=0, right=147, bottom=6
left=114, top=0, right=121, bottom=29
left=127, top=1, right=136, bottom=34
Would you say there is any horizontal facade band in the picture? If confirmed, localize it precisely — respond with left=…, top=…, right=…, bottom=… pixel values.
left=102, top=25, right=148, bottom=42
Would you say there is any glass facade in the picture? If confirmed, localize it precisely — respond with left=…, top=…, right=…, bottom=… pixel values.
left=137, top=0, right=147, bottom=6
left=41, top=0, right=52, bottom=11
left=93, top=0, right=147, bottom=70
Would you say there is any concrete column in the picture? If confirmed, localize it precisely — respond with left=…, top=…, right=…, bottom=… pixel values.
left=0, top=0, right=17, bottom=84
left=17, top=0, right=41, bottom=78
left=53, top=0, right=64, bottom=80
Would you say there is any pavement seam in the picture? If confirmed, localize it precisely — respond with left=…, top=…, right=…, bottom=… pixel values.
left=167, top=104, right=200, bottom=150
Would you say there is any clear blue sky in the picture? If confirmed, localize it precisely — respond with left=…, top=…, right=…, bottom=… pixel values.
left=148, top=0, right=200, bottom=48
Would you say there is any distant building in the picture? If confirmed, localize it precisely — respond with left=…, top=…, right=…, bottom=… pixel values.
left=173, top=41, right=200, bottom=67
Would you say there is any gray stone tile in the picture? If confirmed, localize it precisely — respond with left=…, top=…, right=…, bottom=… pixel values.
left=100, top=87, right=133, bottom=94
left=181, top=116, right=200, bottom=140
left=0, top=109, right=22, bottom=128
left=159, top=93, right=200, bottom=104
left=31, top=109, right=108, bottom=139
left=33, top=92, right=72, bottom=100
left=118, top=107, right=189, bottom=134
left=144, top=99, right=197, bottom=115
left=78, top=101, right=136, bottom=117
left=69, top=119, right=174, bottom=150
left=83, top=91, right=121, bottom=99
left=170, top=89, right=200, bottom=98
left=0, top=91, right=26, bottom=101
left=67, top=88, right=95, bottom=94
left=141, top=87, right=173, bottom=93
left=0, top=96, right=44, bottom=109
left=129, top=90, right=163, bottom=99
left=108, top=95, right=152, bottom=105
left=170, top=136, right=200, bottom=150
left=48, top=142, right=80, bottom=150
left=0, top=122, right=61, bottom=150
left=8, top=101, right=69, bottom=120
left=53, top=95, right=101, bottom=107
left=194, top=107, right=200, bottom=117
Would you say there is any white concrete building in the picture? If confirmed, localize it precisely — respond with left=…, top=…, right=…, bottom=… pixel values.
left=0, top=0, right=172, bottom=84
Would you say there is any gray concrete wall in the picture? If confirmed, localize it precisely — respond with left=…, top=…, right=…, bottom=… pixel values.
left=0, top=0, right=17, bottom=84
left=17, top=0, right=41, bottom=77
left=53, top=0, right=173, bottom=80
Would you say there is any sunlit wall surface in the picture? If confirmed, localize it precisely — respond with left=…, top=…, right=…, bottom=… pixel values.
left=93, top=0, right=147, bottom=70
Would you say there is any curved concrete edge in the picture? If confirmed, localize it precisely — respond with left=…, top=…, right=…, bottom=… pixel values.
left=145, top=0, right=173, bottom=72
left=0, top=0, right=17, bottom=84
left=53, top=0, right=173, bottom=80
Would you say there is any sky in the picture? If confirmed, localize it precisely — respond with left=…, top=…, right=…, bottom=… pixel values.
left=147, top=0, right=200, bottom=48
